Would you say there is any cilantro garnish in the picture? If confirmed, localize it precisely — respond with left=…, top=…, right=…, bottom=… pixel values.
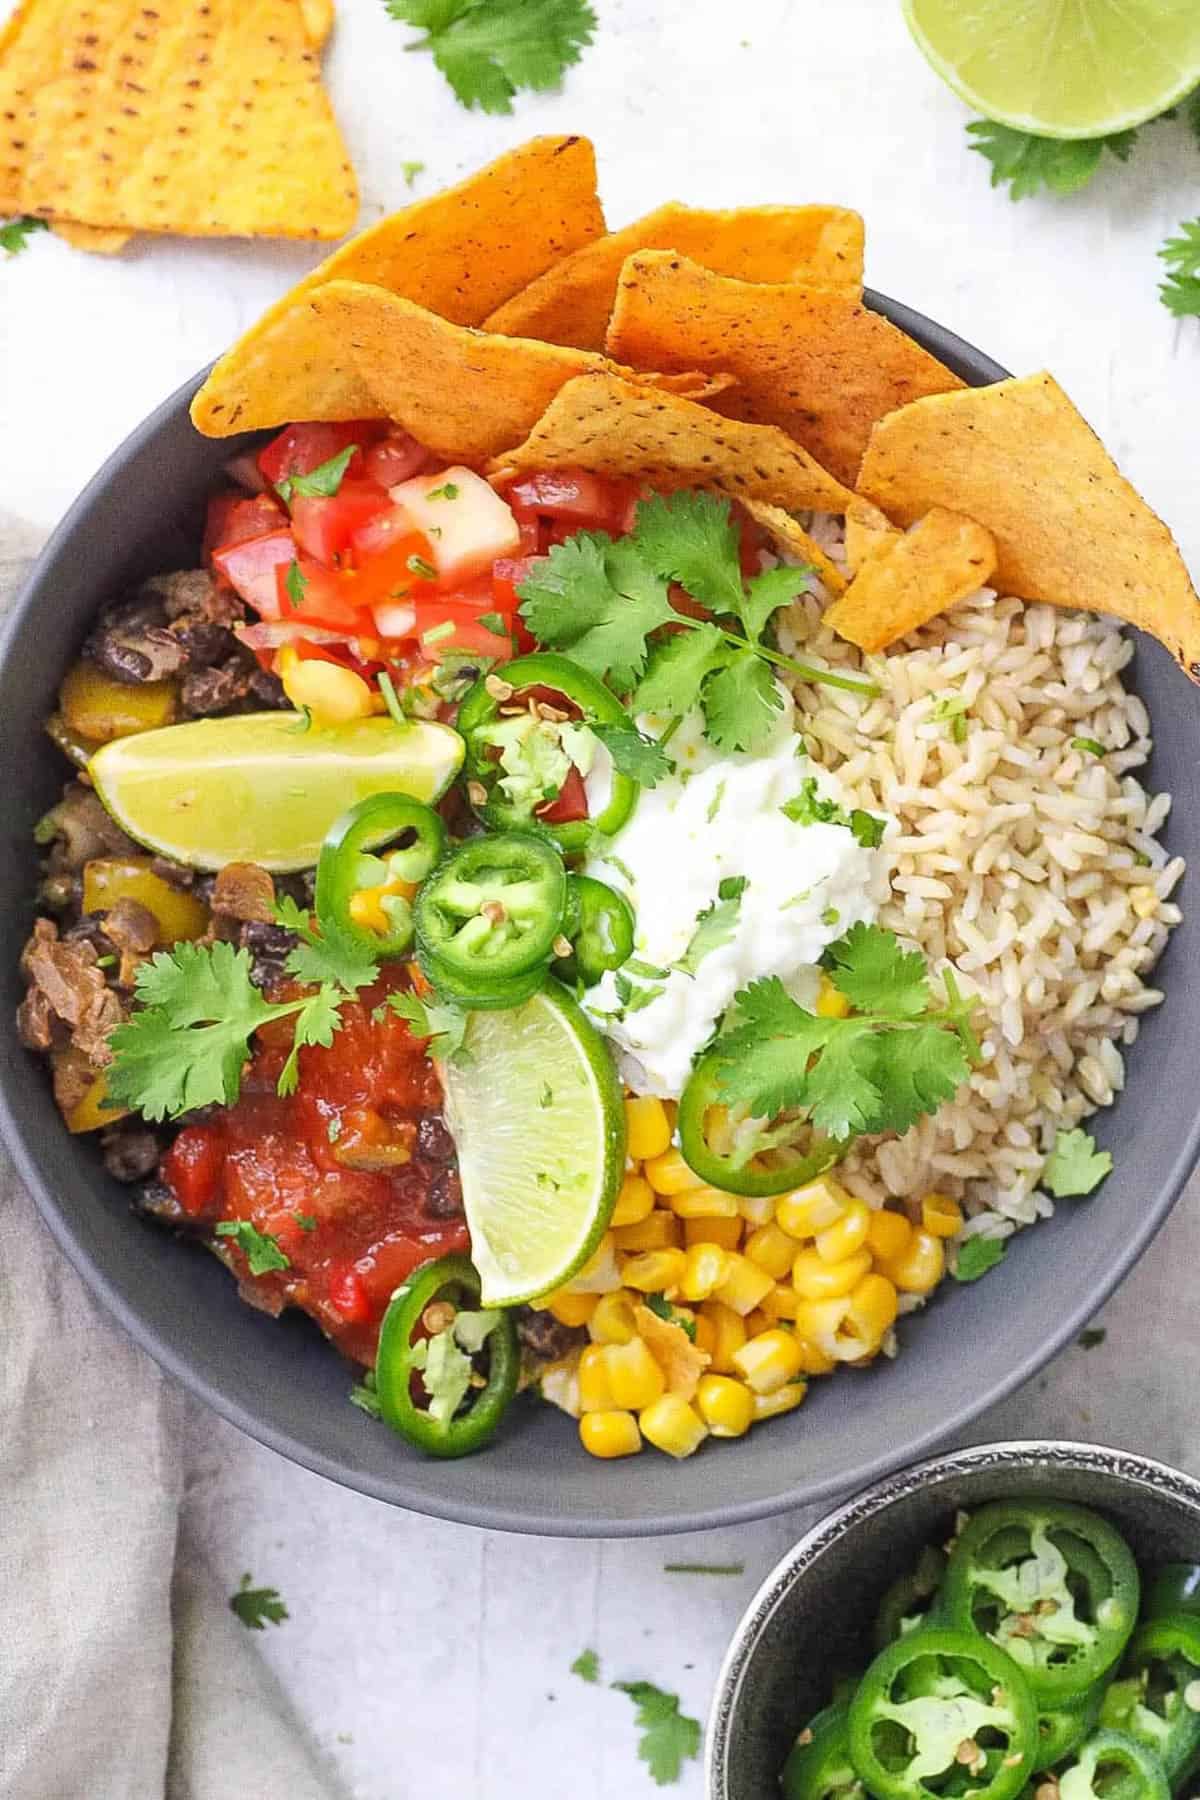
left=571, top=1648, right=601, bottom=1683
left=275, top=443, right=357, bottom=505
left=387, top=990, right=471, bottom=1064
left=294, top=1212, right=318, bottom=1232
left=284, top=560, right=308, bottom=609
left=476, top=610, right=508, bottom=636
left=383, top=0, right=597, bottom=115
left=426, top=480, right=460, bottom=500
left=966, top=120, right=1137, bottom=201
left=1, top=215, right=48, bottom=257
left=643, top=1292, right=697, bottom=1340
left=230, top=1573, right=289, bottom=1630
left=399, top=159, right=426, bottom=186
left=106, top=941, right=343, bottom=1121
left=953, top=1236, right=1007, bottom=1283
left=1079, top=1327, right=1107, bottom=1350
left=215, top=1219, right=290, bottom=1275
left=612, top=1680, right=702, bottom=1787
left=781, top=777, right=885, bottom=849
left=677, top=877, right=747, bottom=976
left=1159, top=218, right=1200, bottom=318
left=350, top=1371, right=383, bottom=1418
left=274, top=895, right=380, bottom=998
left=588, top=719, right=671, bottom=787
left=407, top=553, right=438, bottom=580
left=1042, top=1126, right=1112, bottom=1197
left=1072, top=736, right=1106, bottom=757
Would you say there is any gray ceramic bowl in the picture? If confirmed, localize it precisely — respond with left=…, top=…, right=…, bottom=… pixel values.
left=1, top=298, right=1197, bottom=1536
left=708, top=1440, right=1200, bottom=1799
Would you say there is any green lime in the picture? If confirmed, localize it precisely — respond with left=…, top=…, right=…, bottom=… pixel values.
left=90, top=712, right=464, bottom=872
left=903, top=0, right=1200, bottom=138
left=439, top=982, right=626, bottom=1308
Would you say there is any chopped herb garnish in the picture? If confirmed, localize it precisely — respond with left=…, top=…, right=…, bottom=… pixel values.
left=327, top=1116, right=343, bottom=1143
left=384, top=0, right=596, bottom=114
left=571, top=1648, right=601, bottom=1683
left=422, top=620, right=456, bottom=644
left=274, top=894, right=379, bottom=998
left=1042, top=1127, right=1112, bottom=1197
left=966, top=120, right=1137, bottom=202
left=276, top=443, right=357, bottom=505
left=284, top=560, right=308, bottom=609
left=676, top=879, right=747, bottom=976
left=953, top=1236, right=1007, bottom=1283
left=780, top=776, right=884, bottom=848
left=95, top=954, right=116, bottom=969
left=613, top=1680, right=702, bottom=1787
left=215, top=1219, right=290, bottom=1276
left=426, top=481, right=460, bottom=500
left=625, top=958, right=670, bottom=981
left=293, top=1212, right=318, bottom=1232
left=1072, top=737, right=1106, bottom=757
left=588, top=719, right=672, bottom=788
left=407, top=553, right=438, bottom=580
left=378, top=669, right=411, bottom=728
left=1078, top=1327, right=1107, bottom=1350
left=476, top=611, right=507, bottom=635
left=350, top=1370, right=382, bottom=1417
left=288, top=704, right=314, bottom=734
left=821, top=905, right=840, bottom=928
left=388, top=990, right=471, bottom=1064
left=1159, top=218, right=1200, bottom=319
left=399, top=159, right=425, bottom=186
left=230, top=1574, right=289, bottom=1630
left=0, top=214, right=48, bottom=257
left=539, top=1082, right=554, bottom=1108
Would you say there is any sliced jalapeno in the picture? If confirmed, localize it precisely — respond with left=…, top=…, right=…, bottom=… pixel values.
left=677, top=1050, right=841, bottom=1197
left=374, top=1254, right=519, bottom=1459
left=1033, top=1686, right=1104, bottom=1772
left=1099, top=1615, right=1200, bottom=1781
left=943, top=1502, right=1140, bottom=1705
left=557, top=874, right=634, bottom=988
left=874, top=1547, right=948, bottom=1652
left=316, top=792, right=446, bottom=960
left=417, top=948, right=548, bottom=1012
left=1145, top=1565, right=1200, bottom=1622
left=1053, top=1729, right=1169, bottom=1800
left=782, top=1704, right=862, bottom=1800
left=413, top=832, right=566, bottom=992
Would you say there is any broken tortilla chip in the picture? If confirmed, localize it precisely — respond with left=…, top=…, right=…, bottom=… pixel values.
left=488, top=371, right=856, bottom=518
left=858, top=372, right=1200, bottom=678
left=741, top=498, right=848, bottom=597
left=298, top=0, right=336, bottom=50
left=51, top=220, right=131, bottom=254
left=844, top=500, right=902, bottom=575
left=0, top=0, right=356, bottom=239
left=190, top=135, right=606, bottom=435
left=634, top=1305, right=709, bottom=1401
left=482, top=200, right=864, bottom=351
left=606, top=252, right=963, bottom=487
left=824, top=509, right=997, bottom=653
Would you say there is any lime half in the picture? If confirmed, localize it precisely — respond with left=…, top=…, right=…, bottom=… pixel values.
left=903, top=0, right=1200, bottom=138
left=439, top=983, right=625, bottom=1308
left=90, top=712, right=463, bottom=872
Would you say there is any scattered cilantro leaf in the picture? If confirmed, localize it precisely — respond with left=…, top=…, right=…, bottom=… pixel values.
left=230, top=1574, right=289, bottom=1631
left=1159, top=217, right=1200, bottom=317
left=587, top=719, right=671, bottom=787
left=953, top=1237, right=1007, bottom=1283
left=274, top=898, right=379, bottom=997
left=633, top=622, right=728, bottom=717
left=702, top=650, right=783, bottom=753
left=518, top=532, right=674, bottom=689
left=276, top=443, right=357, bottom=505
left=384, top=0, right=597, bottom=115
left=1042, top=1127, right=1112, bottom=1197
left=215, top=1219, right=290, bottom=1276
left=738, top=563, right=814, bottom=641
left=677, top=880, right=747, bottom=976
left=613, top=1681, right=702, bottom=1787
left=388, top=990, right=471, bottom=1064
left=350, top=1372, right=382, bottom=1417
left=632, top=488, right=745, bottom=616
left=1, top=215, right=48, bottom=257
left=571, top=1648, right=601, bottom=1683
left=1072, top=736, right=1105, bottom=757
left=825, top=922, right=929, bottom=1020
left=294, top=1212, right=318, bottom=1232
left=781, top=778, right=885, bottom=850
left=1078, top=1327, right=1107, bottom=1350
left=642, top=1292, right=697, bottom=1339
left=284, top=561, right=307, bottom=609
left=276, top=983, right=343, bottom=1095
left=399, top=159, right=425, bottom=186
left=476, top=610, right=508, bottom=636
left=967, top=120, right=1136, bottom=201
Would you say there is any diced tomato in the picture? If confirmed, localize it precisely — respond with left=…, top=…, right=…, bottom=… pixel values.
left=257, top=420, right=386, bottom=490
left=203, top=492, right=285, bottom=564
left=327, top=1262, right=373, bottom=1325
left=223, top=450, right=270, bottom=495
left=412, top=604, right=513, bottom=663
left=162, top=1126, right=226, bottom=1218
left=509, top=468, right=638, bottom=533
left=274, top=559, right=374, bottom=634
left=538, top=764, right=589, bottom=824
left=491, top=555, right=539, bottom=612
left=291, top=480, right=390, bottom=565
left=387, top=467, right=521, bottom=583
left=361, top=430, right=431, bottom=489
left=212, top=528, right=297, bottom=614
left=349, top=531, right=438, bottom=613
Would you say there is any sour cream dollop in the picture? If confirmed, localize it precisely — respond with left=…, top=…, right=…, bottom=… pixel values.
left=582, top=692, right=892, bottom=1099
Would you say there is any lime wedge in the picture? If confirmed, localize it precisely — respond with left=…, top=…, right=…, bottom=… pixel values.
left=90, top=712, right=463, bottom=871
left=439, top=982, right=626, bottom=1307
left=903, top=0, right=1200, bottom=138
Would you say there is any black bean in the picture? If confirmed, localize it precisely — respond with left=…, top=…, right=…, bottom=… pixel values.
left=101, top=1122, right=162, bottom=1183
left=424, top=1168, right=464, bottom=1219
left=416, top=1116, right=457, bottom=1164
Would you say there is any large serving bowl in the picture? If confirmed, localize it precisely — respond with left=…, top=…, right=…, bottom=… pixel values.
left=706, top=1440, right=1200, bottom=1799
left=2, top=299, right=1197, bottom=1536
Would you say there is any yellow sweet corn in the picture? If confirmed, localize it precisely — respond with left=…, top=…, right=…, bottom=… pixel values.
left=678, top=1242, right=730, bottom=1304
left=639, top=1394, right=708, bottom=1458
left=816, top=972, right=851, bottom=1018
left=753, top=1382, right=807, bottom=1421
left=613, top=1211, right=682, bottom=1253
left=760, top=1283, right=801, bottom=1323
left=776, top=1177, right=850, bottom=1240
left=684, top=1215, right=743, bottom=1251
left=744, top=1222, right=799, bottom=1281
left=644, top=1147, right=706, bottom=1196
left=579, top=1411, right=642, bottom=1458
left=814, top=1198, right=871, bottom=1263
left=792, top=1335, right=837, bottom=1376
left=588, top=1289, right=639, bottom=1346
left=701, top=1301, right=748, bottom=1374
left=692, top=1310, right=718, bottom=1358
left=611, top=1174, right=656, bottom=1228
left=737, top=1193, right=777, bottom=1227
left=792, top=1246, right=872, bottom=1300
left=732, top=1327, right=806, bottom=1395
left=695, top=1374, right=755, bottom=1438
left=669, top=1185, right=740, bottom=1219
left=278, top=645, right=374, bottom=723
left=882, top=1228, right=945, bottom=1295
left=843, top=1273, right=899, bottom=1349
left=546, top=1290, right=599, bottom=1329
left=921, top=1193, right=963, bottom=1239
left=866, top=1208, right=912, bottom=1262
left=713, top=1253, right=775, bottom=1317
left=607, top=1337, right=667, bottom=1410
left=743, top=1307, right=771, bottom=1337
left=792, top=1295, right=852, bottom=1360
left=624, top=1096, right=672, bottom=1161
left=620, top=1248, right=687, bottom=1295
left=579, top=1344, right=617, bottom=1413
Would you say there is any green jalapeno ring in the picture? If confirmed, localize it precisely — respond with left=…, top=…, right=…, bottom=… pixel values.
left=1033, top=1686, right=1104, bottom=1772
left=677, top=1051, right=842, bottom=1198
left=1105, top=1615, right=1200, bottom=1781
left=316, top=792, right=447, bottom=959
left=1054, top=1729, right=1170, bottom=1800
left=414, top=832, right=567, bottom=987
left=874, top=1547, right=949, bottom=1653
left=458, top=651, right=638, bottom=851
left=417, top=945, right=548, bottom=1012
left=557, top=874, right=635, bottom=988
left=781, top=1704, right=860, bottom=1800
left=375, top=1254, right=519, bottom=1459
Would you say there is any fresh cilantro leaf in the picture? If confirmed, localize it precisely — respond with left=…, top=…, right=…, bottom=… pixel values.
left=388, top=990, right=471, bottom=1064
left=865, top=1021, right=969, bottom=1137
left=385, top=0, right=596, bottom=115
left=953, top=1236, right=1007, bottom=1283
left=276, top=443, right=357, bottom=504
left=967, top=120, right=1137, bottom=201
left=825, top=923, right=929, bottom=1020
left=799, top=1017, right=883, bottom=1139
left=718, top=984, right=836, bottom=1119
left=633, top=622, right=728, bottom=718
left=1159, top=218, right=1200, bottom=317
left=677, top=881, right=747, bottom=976
left=476, top=610, right=508, bottom=636
left=1, top=215, right=48, bottom=256
left=613, top=1681, right=702, bottom=1787
left=294, top=1212, right=318, bottom=1231
left=739, top=563, right=814, bottom=642
left=587, top=719, right=671, bottom=787
left=1078, top=1327, right=1107, bottom=1350
left=632, top=489, right=745, bottom=617
left=781, top=779, right=885, bottom=850
left=284, top=561, right=307, bottom=608
left=215, top=1219, right=290, bottom=1275
left=276, top=984, right=343, bottom=1095
left=849, top=810, right=885, bottom=848
left=274, top=898, right=379, bottom=995
left=1042, top=1127, right=1112, bottom=1197
left=642, top=1292, right=697, bottom=1340
left=702, top=650, right=783, bottom=753
left=230, top=1574, right=289, bottom=1631
left=614, top=971, right=665, bottom=1014
left=571, top=1648, right=600, bottom=1683
left=518, top=532, right=675, bottom=688
left=400, top=159, right=426, bottom=186
left=350, top=1377, right=383, bottom=1418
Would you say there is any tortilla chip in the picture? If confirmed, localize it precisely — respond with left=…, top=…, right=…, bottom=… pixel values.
left=191, top=135, right=606, bottom=435
left=0, top=0, right=357, bottom=240
left=606, top=253, right=963, bottom=487
left=858, top=372, right=1200, bottom=678
left=844, top=500, right=902, bottom=575
left=298, top=0, right=336, bottom=49
left=633, top=1305, right=709, bottom=1401
left=824, top=509, right=997, bottom=653
left=51, top=220, right=131, bottom=254
left=483, top=201, right=864, bottom=351
left=488, top=371, right=856, bottom=518
left=741, top=498, right=847, bottom=597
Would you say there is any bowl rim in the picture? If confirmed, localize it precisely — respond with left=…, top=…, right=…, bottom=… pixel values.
left=2, top=296, right=1197, bottom=1537
left=705, top=1438, right=1200, bottom=1796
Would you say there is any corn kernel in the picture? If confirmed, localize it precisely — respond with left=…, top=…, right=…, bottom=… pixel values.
left=606, top=1337, right=666, bottom=1410
left=644, top=1147, right=706, bottom=1196
left=814, top=1198, right=870, bottom=1263
left=866, top=1208, right=912, bottom=1262
left=1130, top=884, right=1159, bottom=920
left=639, top=1393, right=708, bottom=1458
left=579, top=1410, right=642, bottom=1458
left=692, top=1311, right=718, bottom=1358
left=737, top=1193, right=777, bottom=1227
left=579, top=1344, right=616, bottom=1413
left=744, top=1222, right=799, bottom=1280
left=776, top=1177, right=851, bottom=1240
left=760, top=1282, right=801, bottom=1323
left=816, top=972, right=851, bottom=1019
left=743, top=1307, right=771, bottom=1337
left=696, top=1373, right=755, bottom=1438
left=678, top=1242, right=730, bottom=1303
left=732, top=1327, right=806, bottom=1395
left=564, top=1233, right=622, bottom=1294
left=588, top=1289, right=639, bottom=1345
left=753, top=1382, right=807, bottom=1421
left=278, top=646, right=375, bottom=723
left=684, top=1215, right=743, bottom=1251
left=793, top=1295, right=853, bottom=1359
left=883, top=1228, right=945, bottom=1296
left=714, top=1253, right=775, bottom=1317
left=921, top=1192, right=963, bottom=1239
left=546, top=1289, right=599, bottom=1329
left=624, top=1095, right=672, bottom=1161
left=620, top=1248, right=687, bottom=1295
left=611, top=1173, right=656, bottom=1228
left=793, top=1335, right=837, bottom=1375
left=844, top=1273, right=899, bottom=1350
left=701, top=1301, right=748, bottom=1373
left=792, top=1246, right=872, bottom=1300
left=669, top=1184, right=740, bottom=1219
left=613, top=1210, right=682, bottom=1253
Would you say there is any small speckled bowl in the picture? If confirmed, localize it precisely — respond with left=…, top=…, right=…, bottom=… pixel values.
left=707, top=1440, right=1200, bottom=1799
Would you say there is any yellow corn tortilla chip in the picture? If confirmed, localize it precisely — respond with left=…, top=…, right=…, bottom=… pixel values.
left=606, top=253, right=963, bottom=487
left=482, top=201, right=864, bottom=351
left=740, top=498, right=847, bottom=597
left=858, top=372, right=1200, bottom=678
left=633, top=1305, right=709, bottom=1401
left=191, top=135, right=606, bottom=435
left=0, top=0, right=356, bottom=240
left=488, top=371, right=856, bottom=518
left=824, top=509, right=997, bottom=653
left=51, top=220, right=131, bottom=253
left=844, top=500, right=902, bottom=575
left=299, top=0, right=335, bottom=49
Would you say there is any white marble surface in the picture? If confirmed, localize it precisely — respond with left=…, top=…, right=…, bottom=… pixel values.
left=4, top=1, right=1200, bottom=1794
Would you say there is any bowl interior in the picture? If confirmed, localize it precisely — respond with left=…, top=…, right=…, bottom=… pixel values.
left=2, top=304, right=1198, bottom=1535
left=709, top=1444, right=1200, bottom=1800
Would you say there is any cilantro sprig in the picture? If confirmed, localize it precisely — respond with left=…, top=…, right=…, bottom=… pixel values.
left=230, top=1574, right=289, bottom=1631
left=967, top=120, right=1137, bottom=201
left=384, top=0, right=596, bottom=115
left=953, top=1236, right=1007, bottom=1283
left=1042, top=1126, right=1112, bottom=1197
left=1, top=215, right=48, bottom=257
left=1159, top=218, right=1200, bottom=318
left=613, top=1680, right=702, bottom=1787
left=387, top=990, right=471, bottom=1064
left=274, top=895, right=380, bottom=996
left=215, top=1219, right=290, bottom=1275
left=275, top=443, right=357, bottom=505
